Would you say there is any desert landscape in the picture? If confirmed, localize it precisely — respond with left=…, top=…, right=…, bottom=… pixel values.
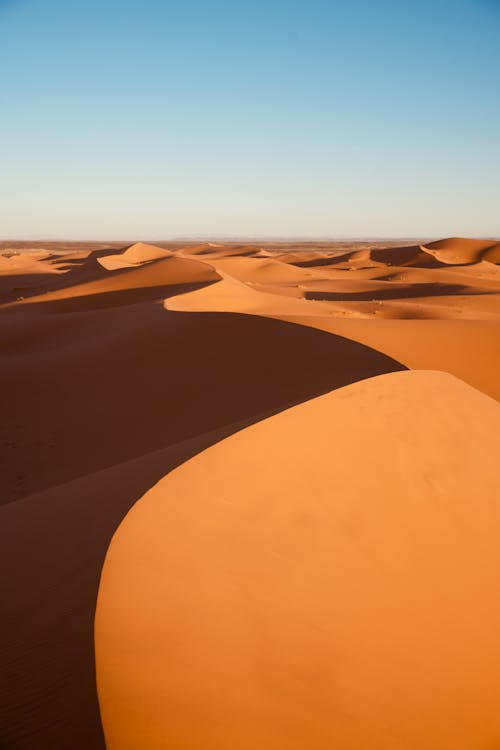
left=1, top=237, right=500, bottom=749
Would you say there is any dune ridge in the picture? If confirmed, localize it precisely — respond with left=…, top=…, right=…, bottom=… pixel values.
left=95, top=370, right=500, bottom=750
left=97, top=242, right=173, bottom=270
left=422, top=236, right=500, bottom=264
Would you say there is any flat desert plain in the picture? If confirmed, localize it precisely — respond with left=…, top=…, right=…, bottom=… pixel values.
left=1, top=237, right=500, bottom=750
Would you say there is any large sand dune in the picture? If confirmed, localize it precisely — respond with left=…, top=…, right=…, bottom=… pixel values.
left=95, top=371, right=500, bottom=750
left=1, top=237, right=499, bottom=750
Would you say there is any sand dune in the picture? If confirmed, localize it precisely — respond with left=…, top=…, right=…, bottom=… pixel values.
left=165, top=274, right=349, bottom=316
left=0, top=249, right=52, bottom=266
left=422, top=236, right=500, bottom=265
left=0, top=292, right=403, bottom=504
left=97, top=242, right=173, bottom=270
left=0, top=418, right=281, bottom=750
left=1, top=237, right=500, bottom=750
left=205, top=255, right=320, bottom=285
left=178, top=243, right=262, bottom=258
left=272, top=250, right=333, bottom=265
left=161, top=239, right=500, bottom=397
left=295, top=317, right=500, bottom=401
left=0, top=291, right=404, bottom=749
left=175, top=242, right=226, bottom=255
left=13, top=254, right=220, bottom=310
left=366, top=244, right=443, bottom=267
left=296, top=239, right=500, bottom=269
left=0, top=250, right=67, bottom=298
left=96, top=370, right=500, bottom=750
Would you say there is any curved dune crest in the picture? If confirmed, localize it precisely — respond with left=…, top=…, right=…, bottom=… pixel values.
left=322, top=239, right=500, bottom=269
left=421, top=237, right=500, bottom=265
left=368, top=244, right=444, bottom=267
left=0, top=251, right=60, bottom=276
left=165, top=274, right=347, bottom=317
left=298, top=316, right=500, bottom=402
left=207, top=256, right=319, bottom=285
left=0, top=251, right=67, bottom=297
left=96, top=370, right=500, bottom=750
left=273, top=250, right=331, bottom=265
left=483, top=243, right=500, bottom=264
left=178, top=243, right=262, bottom=258
left=21, top=255, right=220, bottom=309
left=97, top=242, right=172, bottom=270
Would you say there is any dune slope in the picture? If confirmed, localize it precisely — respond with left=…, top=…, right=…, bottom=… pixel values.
left=0, top=417, right=273, bottom=750
left=0, top=294, right=404, bottom=750
left=422, top=237, right=500, bottom=265
left=0, top=298, right=405, bottom=504
left=97, top=242, right=172, bottom=270
left=163, top=240, right=500, bottom=400
left=18, top=253, right=220, bottom=310
left=96, top=370, right=500, bottom=750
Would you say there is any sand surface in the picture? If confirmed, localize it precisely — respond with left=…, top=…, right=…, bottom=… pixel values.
left=1, top=237, right=499, bottom=749
left=96, top=371, right=500, bottom=750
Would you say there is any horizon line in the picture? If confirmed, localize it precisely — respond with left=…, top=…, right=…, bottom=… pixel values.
left=2, top=234, right=499, bottom=244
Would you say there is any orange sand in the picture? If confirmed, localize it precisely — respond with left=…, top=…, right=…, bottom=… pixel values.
left=1, top=236, right=499, bottom=750
left=96, top=371, right=500, bottom=750
left=97, top=242, right=173, bottom=270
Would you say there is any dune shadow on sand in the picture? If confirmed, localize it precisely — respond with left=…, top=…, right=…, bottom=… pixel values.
left=28, top=280, right=220, bottom=311
left=0, top=249, right=123, bottom=303
left=0, top=273, right=60, bottom=300
left=0, top=300, right=407, bottom=750
left=0, top=300, right=407, bottom=503
left=304, top=283, right=495, bottom=302
left=293, top=245, right=446, bottom=269
left=292, top=255, right=349, bottom=268
left=0, top=248, right=179, bottom=304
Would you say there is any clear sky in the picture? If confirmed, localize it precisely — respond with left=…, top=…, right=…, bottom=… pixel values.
left=1, top=0, right=499, bottom=239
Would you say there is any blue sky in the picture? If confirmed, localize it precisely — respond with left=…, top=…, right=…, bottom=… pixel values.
left=0, top=0, right=499, bottom=239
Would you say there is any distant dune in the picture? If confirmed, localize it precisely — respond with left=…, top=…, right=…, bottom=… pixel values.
left=1, top=237, right=499, bottom=750
left=422, top=236, right=500, bottom=265
left=97, top=242, right=173, bottom=270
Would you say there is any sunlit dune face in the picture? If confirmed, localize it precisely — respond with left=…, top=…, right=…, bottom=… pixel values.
left=96, top=371, right=500, bottom=750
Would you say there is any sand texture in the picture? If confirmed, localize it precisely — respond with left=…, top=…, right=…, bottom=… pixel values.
left=1, top=237, right=499, bottom=750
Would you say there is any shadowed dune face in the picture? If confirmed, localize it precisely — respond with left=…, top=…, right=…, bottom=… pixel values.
left=303, top=281, right=495, bottom=301
left=96, top=371, right=500, bottom=750
left=0, top=244, right=215, bottom=303
left=21, top=281, right=218, bottom=311
left=0, top=299, right=405, bottom=750
left=0, top=419, right=274, bottom=750
left=16, top=254, right=221, bottom=307
left=0, top=301, right=405, bottom=504
left=0, top=247, right=120, bottom=302
left=288, top=239, right=500, bottom=270
left=370, top=244, right=445, bottom=267
left=158, top=239, right=500, bottom=398
left=0, top=271, right=61, bottom=298
left=0, top=253, right=66, bottom=299
left=423, top=237, right=500, bottom=265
